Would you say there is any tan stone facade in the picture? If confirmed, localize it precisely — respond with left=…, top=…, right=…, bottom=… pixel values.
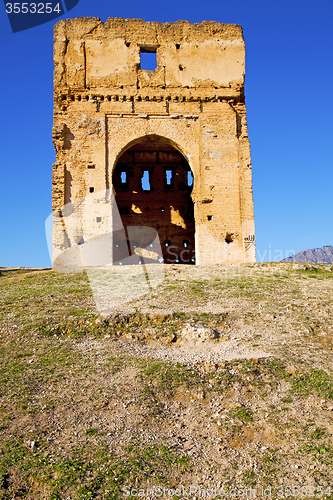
left=52, top=17, right=255, bottom=267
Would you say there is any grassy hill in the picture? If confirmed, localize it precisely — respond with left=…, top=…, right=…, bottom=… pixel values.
left=0, top=263, right=333, bottom=499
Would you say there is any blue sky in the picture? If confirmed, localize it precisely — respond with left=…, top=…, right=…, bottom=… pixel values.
left=0, top=0, right=332, bottom=267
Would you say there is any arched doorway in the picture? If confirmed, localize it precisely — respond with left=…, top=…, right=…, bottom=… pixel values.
left=112, top=135, right=195, bottom=264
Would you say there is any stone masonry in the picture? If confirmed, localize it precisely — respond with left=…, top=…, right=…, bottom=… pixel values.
left=52, top=17, right=255, bottom=267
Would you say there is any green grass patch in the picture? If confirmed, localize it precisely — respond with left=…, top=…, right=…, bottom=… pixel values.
left=137, top=359, right=203, bottom=397
left=294, top=265, right=333, bottom=280
left=85, top=427, right=98, bottom=436
left=0, top=437, right=190, bottom=499
left=233, top=407, right=253, bottom=423
left=310, top=427, right=326, bottom=440
left=291, top=368, right=333, bottom=399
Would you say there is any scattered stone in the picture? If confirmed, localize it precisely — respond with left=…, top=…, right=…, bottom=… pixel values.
left=24, top=440, right=35, bottom=451
left=180, top=324, right=218, bottom=343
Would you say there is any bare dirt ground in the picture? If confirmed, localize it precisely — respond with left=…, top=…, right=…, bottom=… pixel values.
left=0, top=262, right=333, bottom=499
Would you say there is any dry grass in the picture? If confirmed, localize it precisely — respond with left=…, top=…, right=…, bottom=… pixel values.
left=0, top=263, right=333, bottom=499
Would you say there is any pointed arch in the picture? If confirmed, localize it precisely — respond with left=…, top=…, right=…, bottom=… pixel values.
left=112, top=134, right=196, bottom=264
left=112, top=133, right=195, bottom=190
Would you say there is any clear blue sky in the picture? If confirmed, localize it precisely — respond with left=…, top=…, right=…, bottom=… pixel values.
left=0, top=0, right=332, bottom=267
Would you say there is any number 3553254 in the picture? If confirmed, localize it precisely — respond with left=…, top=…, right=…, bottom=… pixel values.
left=5, top=3, right=61, bottom=13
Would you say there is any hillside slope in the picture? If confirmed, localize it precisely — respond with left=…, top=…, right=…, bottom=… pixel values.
left=282, top=245, right=333, bottom=264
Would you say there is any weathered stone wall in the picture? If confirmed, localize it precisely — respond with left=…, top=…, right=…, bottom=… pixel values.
left=53, top=17, right=255, bottom=266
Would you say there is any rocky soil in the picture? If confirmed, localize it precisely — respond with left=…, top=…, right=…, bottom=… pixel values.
left=0, top=262, right=333, bottom=499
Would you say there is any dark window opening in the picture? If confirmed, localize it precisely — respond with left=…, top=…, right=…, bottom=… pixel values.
left=166, top=169, right=173, bottom=186
left=207, top=215, right=212, bottom=221
left=187, top=171, right=193, bottom=187
left=118, top=168, right=129, bottom=191
left=88, top=164, right=95, bottom=169
left=120, top=206, right=130, bottom=215
left=141, top=170, right=151, bottom=191
left=225, top=233, right=234, bottom=244
left=96, top=217, right=102, bottom=222
left=89, top=187, right=94, bottom=193
left=176, top=43, right=180, bottom=49
left=140, top=47, right=157, bottom=71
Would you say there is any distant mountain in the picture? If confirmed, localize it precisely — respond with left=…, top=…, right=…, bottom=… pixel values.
left=282, top=245, right=333, bottom=264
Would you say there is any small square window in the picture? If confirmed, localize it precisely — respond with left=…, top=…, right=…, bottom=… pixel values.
left=207, top=215, right=212, bottom=221
left=140, top=47, right=157, bottom=71
left=89, top=187, right=94, bottom=193
left=96, top=217, right=102, bottom=223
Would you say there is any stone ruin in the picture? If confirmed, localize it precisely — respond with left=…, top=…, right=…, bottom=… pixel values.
left=52, top=17, right=255, bottom=268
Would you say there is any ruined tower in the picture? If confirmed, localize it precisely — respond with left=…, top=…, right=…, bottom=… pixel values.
left=52, top=17, right=255, bottom=267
